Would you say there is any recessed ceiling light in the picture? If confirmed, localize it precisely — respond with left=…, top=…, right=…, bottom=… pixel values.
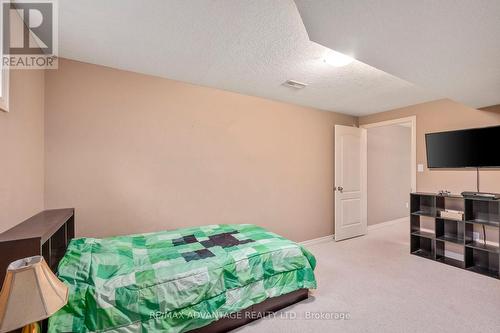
left=282, top=80, right=307, bottom=89
left=323, top=49, right=354, bottom=67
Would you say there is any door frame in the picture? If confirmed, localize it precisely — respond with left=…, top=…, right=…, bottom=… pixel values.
left=360, top=116, right=417, bottom=193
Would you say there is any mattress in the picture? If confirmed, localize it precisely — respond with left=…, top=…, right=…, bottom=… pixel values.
left=48, top=224, right=317, bottom=332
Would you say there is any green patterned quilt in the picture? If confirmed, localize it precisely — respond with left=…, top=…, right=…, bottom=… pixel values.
left=49, top=224, right=317, bottom=333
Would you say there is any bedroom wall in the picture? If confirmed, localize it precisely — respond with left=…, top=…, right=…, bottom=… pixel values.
left=0, top=70, right=45, bottom=233
left=359, top=99, right=500, bottom=194
left=44, top=59, right=356, bottom=242
left=367, top=124, right=411, bottom=225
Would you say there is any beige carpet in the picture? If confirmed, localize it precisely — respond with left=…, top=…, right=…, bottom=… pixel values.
left=237, top=219, right=500, bottom=333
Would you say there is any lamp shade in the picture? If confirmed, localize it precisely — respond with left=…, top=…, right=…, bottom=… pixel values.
left=0, top=256, right=68, bottom=333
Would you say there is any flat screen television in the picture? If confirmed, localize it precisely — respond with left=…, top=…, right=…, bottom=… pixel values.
left=425, top=125, right=500, bottom=168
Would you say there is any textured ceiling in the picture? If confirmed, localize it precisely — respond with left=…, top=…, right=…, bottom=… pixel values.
left=294, top=0, right=500, bottom=109
left=58, top=0, right=438, bottom=116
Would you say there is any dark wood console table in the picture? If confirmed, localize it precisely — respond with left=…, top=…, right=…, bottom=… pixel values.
left=0, top=208, right=75, bottom=285
left=0, top=208, right=74, bottom=333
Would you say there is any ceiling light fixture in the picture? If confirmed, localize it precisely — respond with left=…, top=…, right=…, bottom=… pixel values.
left=323, top=50, right=354, bottom=67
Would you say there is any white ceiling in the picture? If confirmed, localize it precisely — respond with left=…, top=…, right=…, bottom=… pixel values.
left=57, top=0, right=439, bottom=116
left=294, top=0, right=500, bottom=109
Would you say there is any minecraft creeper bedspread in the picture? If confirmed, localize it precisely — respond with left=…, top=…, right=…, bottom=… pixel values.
left=48, top=224, right=317, bottom=332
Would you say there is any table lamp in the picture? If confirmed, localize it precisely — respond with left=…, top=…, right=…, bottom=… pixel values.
left=0, top=256, right=68, bottom=333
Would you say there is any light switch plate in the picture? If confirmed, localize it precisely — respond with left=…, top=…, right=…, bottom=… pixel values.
left=417, top=164, right=424, bottom=172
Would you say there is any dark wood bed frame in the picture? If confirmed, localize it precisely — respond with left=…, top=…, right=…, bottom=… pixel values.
left=189, top=288, right=309, bottom=333
left=0, top=209, right=309, bottom=333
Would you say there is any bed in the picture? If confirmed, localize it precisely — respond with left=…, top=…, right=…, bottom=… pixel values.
left=48, top=224, right=317, bottom=332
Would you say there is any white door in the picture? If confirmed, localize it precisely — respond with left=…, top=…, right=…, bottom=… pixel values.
left=335, top=125, right=367, bottom=241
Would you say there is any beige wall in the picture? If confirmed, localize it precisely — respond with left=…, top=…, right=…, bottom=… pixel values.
left=4, top=62, right=498, bottom=241
left=44, top=59, right=356, bottom=242
left=367, top=125, right=411, bottom=225
left=0, top=70, right=45, bottom=233
left=360, top=99, right=500, bottom=194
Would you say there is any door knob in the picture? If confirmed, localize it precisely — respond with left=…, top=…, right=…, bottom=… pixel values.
left=337, top=186, right=344, bottom=192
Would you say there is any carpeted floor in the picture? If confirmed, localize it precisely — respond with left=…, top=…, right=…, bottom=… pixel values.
left=237, top=218, right=500, bottom=333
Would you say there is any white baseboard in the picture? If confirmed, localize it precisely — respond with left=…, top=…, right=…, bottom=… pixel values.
left=368, top=216, right=408, bottom=231
left=300, top=217, right=408, bottom=246
left=300, top=234, right=334, bottom=247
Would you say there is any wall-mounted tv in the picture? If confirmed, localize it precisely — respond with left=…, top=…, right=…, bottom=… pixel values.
left=426, top=125, right=500, bottom=168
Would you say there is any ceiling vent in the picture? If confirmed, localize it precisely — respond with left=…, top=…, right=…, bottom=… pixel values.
left=282, top=80, right=307, bottom=89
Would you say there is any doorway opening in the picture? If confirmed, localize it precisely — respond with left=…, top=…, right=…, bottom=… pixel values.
left=361, top=117, right=416, bottom=229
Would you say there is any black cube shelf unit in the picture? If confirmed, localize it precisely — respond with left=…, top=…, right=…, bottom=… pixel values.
left=410, top=192, right=500, bottom=279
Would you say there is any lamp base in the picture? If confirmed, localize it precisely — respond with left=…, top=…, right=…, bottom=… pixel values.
left=21, top=323, right=40, bottom=333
